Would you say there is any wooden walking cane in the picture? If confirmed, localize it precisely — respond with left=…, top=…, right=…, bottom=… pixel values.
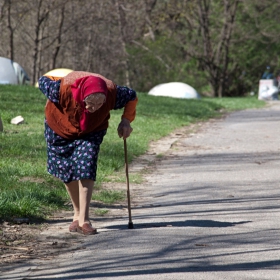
left=124, top=139, right=134, bottom=229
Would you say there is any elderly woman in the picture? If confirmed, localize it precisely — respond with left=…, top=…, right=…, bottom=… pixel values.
left=38, top=71, right=138, bottom=235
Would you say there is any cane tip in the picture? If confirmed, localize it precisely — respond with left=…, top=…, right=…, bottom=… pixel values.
left=128, top=222, right=134, bottom=229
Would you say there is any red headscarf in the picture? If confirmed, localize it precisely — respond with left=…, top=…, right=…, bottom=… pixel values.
left=71, top=76, right=108, bottom=131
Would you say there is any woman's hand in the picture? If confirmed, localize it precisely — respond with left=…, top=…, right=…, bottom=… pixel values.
left=117, top=118, right=133, bottom=139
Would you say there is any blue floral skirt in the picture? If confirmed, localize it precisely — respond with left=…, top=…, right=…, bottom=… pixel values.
left=44, top=123, right=106, bottom=183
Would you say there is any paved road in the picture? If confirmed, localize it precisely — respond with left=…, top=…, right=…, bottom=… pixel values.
left=2, top=102, right=280, bottom=279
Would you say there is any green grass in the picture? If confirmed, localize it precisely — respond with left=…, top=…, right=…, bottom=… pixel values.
left=94, top=209, right=109, bottom=216
left=0, top=85, right=266, bottom=221
left=92, top=189, right=125, bottom=204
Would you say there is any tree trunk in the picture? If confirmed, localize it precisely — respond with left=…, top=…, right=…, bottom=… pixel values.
left=0, top=116, right=3, bottom=132
left=6, top=0, right=14, bottom=61
left=196, top=0, right=239, bottom=97
left=115, top=0, right=130, bottom=87
left=32, top=0, right=49, bottom=85
left=52, top=5, right=65, bottom=69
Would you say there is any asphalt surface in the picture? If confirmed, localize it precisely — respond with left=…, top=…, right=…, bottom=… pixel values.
left=2, top=101, right=280, bottom=280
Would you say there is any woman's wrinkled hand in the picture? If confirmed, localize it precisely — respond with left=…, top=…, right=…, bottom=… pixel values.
left=117, top=118, right=133, bottom=139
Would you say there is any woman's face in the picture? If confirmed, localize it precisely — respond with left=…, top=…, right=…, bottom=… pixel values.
left=85, top=93, right=106, bottom=113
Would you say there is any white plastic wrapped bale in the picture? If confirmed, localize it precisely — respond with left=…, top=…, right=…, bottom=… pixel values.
left=35, top=68, right=74, bottom=87
left=0, top=56, right=30, bottom=85
left=148, top=82, right=200, bottom=99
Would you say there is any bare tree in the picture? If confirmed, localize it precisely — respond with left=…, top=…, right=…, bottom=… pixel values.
left=144, top=0, right=157, bottom=40
left=2, top=0, right=277, bottom=96
left=197, top=0, right=240, bottom=97
left=51, top=4, right=66, bottom=69
left=131, top=0, right=170, bottom=70
left=114, top=0, right=131, bottom=87
left=0, top=0, right=29, bottom=61
left=30, top=0, right=50, bottom=84
left=5, top=0, right=13, bottom=60
left=163, top=0, right=240, bottom=97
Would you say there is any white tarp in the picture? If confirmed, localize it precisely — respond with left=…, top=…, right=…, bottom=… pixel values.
left=148, top=82, right=200, bottom=99
left=0, top=57, right=30, bottom=85
left=258, top=79, right=279, bottom=100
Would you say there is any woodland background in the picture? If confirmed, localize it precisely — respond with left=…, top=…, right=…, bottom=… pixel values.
left=1, top=0, right=280, bottom=97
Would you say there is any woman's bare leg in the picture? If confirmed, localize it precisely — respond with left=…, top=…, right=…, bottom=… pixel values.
left=65, top=180, right=80, bottom=221
left=78, top=179, right=94, bottom=227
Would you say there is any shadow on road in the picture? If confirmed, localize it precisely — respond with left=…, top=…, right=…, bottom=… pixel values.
left=105, top=219, right=251, bottom=230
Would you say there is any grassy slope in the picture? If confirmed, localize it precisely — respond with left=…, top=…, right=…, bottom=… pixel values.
left=0, top=85, right=266, bottom=220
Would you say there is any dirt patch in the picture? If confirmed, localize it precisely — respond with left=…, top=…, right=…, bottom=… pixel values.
left=0, top=222, right=74, bottom=264
left=0, top=205, right=127, bottom=266
left=19, top=177, right=45, bottom=184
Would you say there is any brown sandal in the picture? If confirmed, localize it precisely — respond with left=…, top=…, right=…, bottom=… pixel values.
left=77, top=223, right=97, bottom=235
left=69, top=220, right=79, bottom=232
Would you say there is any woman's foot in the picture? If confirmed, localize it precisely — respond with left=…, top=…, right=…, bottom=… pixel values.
left=69, top=220, right=79, bottom=232
left=77, top=223, right=97, bottom=235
